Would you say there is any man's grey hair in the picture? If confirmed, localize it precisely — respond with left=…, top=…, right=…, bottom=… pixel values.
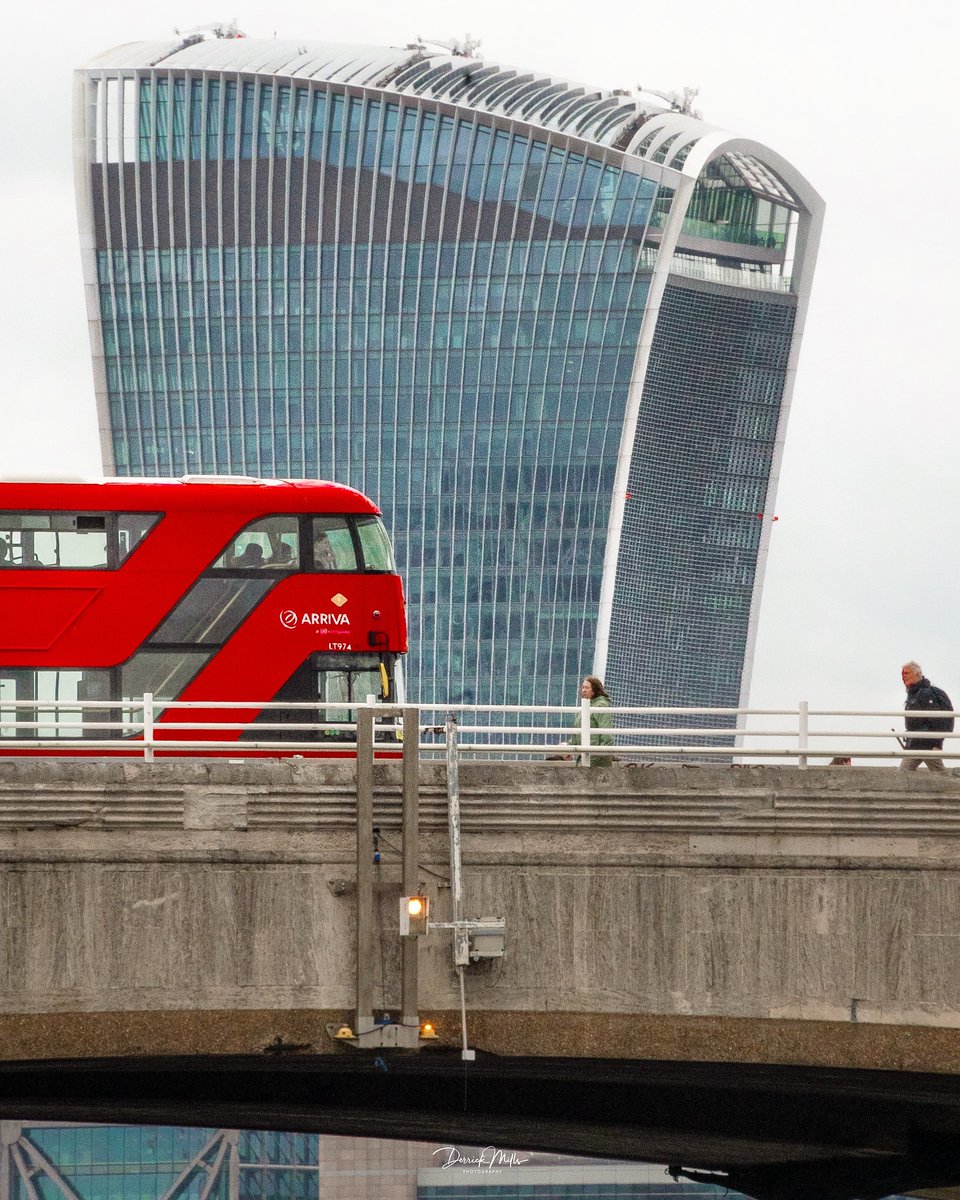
left=903, top=661, right=922, bottom=675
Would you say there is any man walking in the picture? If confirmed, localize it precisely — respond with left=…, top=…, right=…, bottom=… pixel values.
left=900, top=662, right=954, bottom=771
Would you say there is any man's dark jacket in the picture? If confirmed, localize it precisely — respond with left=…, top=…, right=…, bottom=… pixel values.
left=904, top=677, right=955, bottom=750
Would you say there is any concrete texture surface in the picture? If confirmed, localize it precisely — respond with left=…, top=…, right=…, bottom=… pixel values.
left=2, top=760, right=960, bottom=1067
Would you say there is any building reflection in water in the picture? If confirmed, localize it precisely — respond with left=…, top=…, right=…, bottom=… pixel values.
left=0, top=1123, right=760, bottom=1199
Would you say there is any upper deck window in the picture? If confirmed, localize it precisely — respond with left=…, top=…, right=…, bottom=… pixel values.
left=119, top=513, right=159, bottom=559
left=312, top=516, right=358, bottom=571
left=211, top=516, right=301, bottom=570
left=0, top=512, right=159, bottom=570
left=355, top=516, right=397, bottom=572
left=207, top=513, right=396, bottom=573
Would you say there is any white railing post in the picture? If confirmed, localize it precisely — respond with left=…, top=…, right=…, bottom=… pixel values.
left=798, top=699, right=808, bottom=769
left=143, top=692, right=154, bottom=762
left=580, top=697, right=591, bottom=767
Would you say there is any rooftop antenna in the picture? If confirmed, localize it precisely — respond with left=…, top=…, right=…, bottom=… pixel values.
left=635, top=83, right=701, bottom=118
left=417, top=34, right=482, bottom=58
left=173, top=18, right=246, bottom=41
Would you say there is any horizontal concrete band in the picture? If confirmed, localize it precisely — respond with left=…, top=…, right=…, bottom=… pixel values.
left=1, top=1008, right=960, bottom=1073
left=2, top=762, right=960, bottom=837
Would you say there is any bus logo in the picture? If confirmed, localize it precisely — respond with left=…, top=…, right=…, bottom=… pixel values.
left=279, top=608, right=352, bottom=628
left=332, top=592, right=347, bottom=607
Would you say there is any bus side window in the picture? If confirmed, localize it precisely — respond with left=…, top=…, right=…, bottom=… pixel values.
left=0, top=513, right=108, bottom=568
left=312, top=517, right=357, bottom=571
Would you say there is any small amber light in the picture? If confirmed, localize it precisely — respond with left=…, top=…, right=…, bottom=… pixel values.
left=407, top=897, right=424, bottom=916
left=419, top=1021, right=438, bottom=1039
left=334, top=1025, right=356, bottom=1039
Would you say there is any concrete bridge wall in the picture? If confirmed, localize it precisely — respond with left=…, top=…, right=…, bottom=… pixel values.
left=2, top=760, right=960, bottom=1070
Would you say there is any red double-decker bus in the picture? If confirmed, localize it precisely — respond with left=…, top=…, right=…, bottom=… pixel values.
left=0, top=477, right=406, bottom=753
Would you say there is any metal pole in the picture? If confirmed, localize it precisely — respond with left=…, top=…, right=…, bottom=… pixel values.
left=457, top=965, right=470, bottom=1059
left=798, top=700, right=809, bottom=770
left=401, top=705, right=420, bottom=1028
left=446, top=714, right=474, bottom=1060
left=445, top=715, right=468, bottom=967
left=355, top=706, right=375, bottom=1034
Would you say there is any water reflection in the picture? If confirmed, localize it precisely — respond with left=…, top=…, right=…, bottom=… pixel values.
left=0, top=1124, right=754, bottom=1199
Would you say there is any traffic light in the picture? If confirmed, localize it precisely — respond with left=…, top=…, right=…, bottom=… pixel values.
left=400, top=894, right=429, bottom=936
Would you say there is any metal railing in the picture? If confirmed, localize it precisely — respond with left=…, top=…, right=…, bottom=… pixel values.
left=636, top=246, right=793, bottom=293
left=0, top=696, right=957, bottom=766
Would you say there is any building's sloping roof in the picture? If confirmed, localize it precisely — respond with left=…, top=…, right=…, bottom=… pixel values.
left=81, top=36, right=705, bottom=159
left=80, top=36, right=819, bottom=207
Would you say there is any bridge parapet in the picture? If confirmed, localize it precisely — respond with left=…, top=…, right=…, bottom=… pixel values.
left=2, top=760, right=960, bottom=1070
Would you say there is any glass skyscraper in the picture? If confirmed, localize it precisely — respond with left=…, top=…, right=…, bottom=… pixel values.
left=75, top=34, right=822, bottom=711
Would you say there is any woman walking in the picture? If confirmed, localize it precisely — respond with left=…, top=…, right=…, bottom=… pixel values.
left=570, top=675, right=614, bottom=766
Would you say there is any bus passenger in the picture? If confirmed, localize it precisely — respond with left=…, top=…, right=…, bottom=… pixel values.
left=234, top=543, right=265, bottom=569
left=314, top=534, right=336, bottom=570
left=267, top=542, right=295, bottom=568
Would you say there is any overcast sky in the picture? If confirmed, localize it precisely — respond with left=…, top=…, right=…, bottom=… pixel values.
left=1, top=0, right=955, bottom=724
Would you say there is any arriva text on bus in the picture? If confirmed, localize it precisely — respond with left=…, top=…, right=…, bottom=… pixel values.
left=280, top=610, right=351, bottom=629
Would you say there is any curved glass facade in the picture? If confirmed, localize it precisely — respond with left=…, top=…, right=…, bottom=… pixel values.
left=78, top=41, right=822, bottom=712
